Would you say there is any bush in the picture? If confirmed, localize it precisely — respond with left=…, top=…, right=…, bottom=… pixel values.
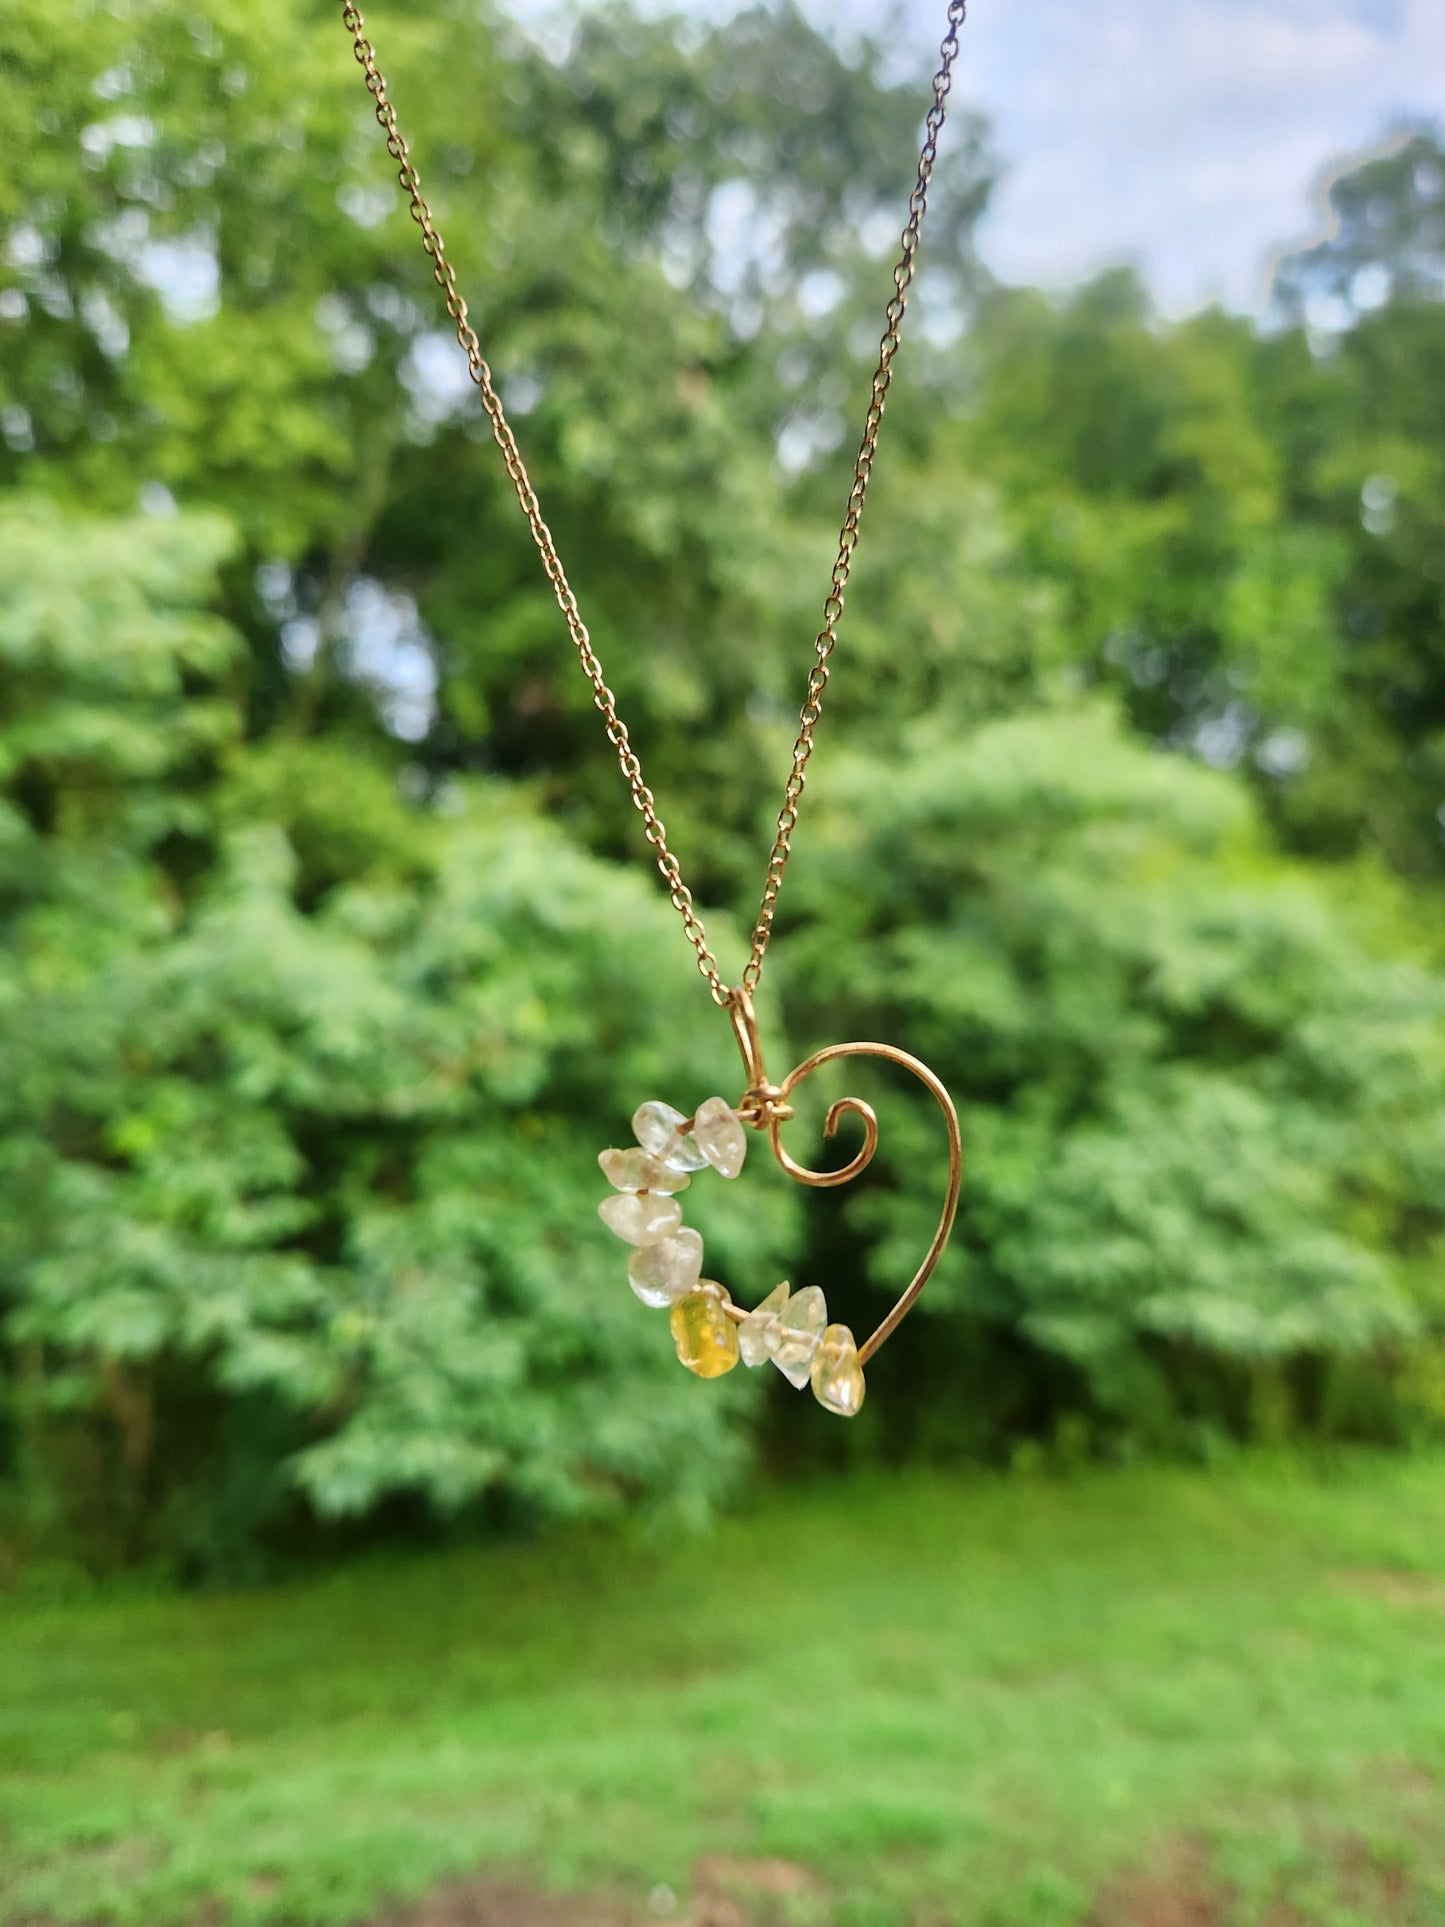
left=0, top=503, right=797, bottom=1573
left=779, top=706, right=1445, bottom=1456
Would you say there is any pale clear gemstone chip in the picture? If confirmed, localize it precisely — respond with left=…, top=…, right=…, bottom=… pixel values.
left=739, top=1281, right=790, bottom=1367
left=597, top=1191, right=683, bottom=1247
left=598, top=1147, right=690, bottom=1194
left=767, top=1283, right=827, bottom=1387
left=627, top=1228, right=705, bottom=1308
left=692, top=1096, right=747, bottom=1179
left=631, top=1100, right=709, bottom=1173
left=812, top=1322, right=866, bottom=1417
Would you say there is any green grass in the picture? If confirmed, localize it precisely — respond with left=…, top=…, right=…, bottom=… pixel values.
left=5, top=1457, right=1445, bottom=1926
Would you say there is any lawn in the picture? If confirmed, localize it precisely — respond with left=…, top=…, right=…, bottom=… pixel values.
left=4, top=1456, right=1445, bottom=1927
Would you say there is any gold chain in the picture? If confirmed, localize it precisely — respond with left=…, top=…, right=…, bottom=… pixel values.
left=340, top=1, right=968, bottom=1007
left=739, top=3, right=968, bottom=988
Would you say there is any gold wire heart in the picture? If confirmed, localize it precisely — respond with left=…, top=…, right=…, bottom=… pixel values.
left=721, top=988, right=961, bottom=1365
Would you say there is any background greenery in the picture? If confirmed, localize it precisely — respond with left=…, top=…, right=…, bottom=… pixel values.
left=7, top=1458, right=1445, bottom=1927
left=5, top=1, right=1445, bottom=1921
left=2, top=0, right=1444, bottom=1574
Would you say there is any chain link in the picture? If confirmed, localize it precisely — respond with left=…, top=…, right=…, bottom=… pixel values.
left=340, top=1, right=967, bottom=1006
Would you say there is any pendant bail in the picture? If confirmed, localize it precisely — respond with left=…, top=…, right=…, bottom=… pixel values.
left=726, top=986, right=794, bottom=1131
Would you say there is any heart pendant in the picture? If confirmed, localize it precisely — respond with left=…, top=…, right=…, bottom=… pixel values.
left=596, top=987, right=961, bottom=1416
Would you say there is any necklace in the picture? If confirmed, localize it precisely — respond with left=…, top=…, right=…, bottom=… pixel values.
left=341, top=0, right=967, bottom=1418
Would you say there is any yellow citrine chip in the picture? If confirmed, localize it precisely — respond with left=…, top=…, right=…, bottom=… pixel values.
left=669, top=1284, right=740, bottom=1378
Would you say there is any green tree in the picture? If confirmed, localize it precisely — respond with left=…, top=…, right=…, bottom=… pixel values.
left=779, top=705, right=1445, bottom=1456
left=958, top=226, right=1445, bottom=882
left=1270, top=127, right=1445, bottom=325
left=1254, top=298, right=1445, bottom=875
left=0, top=0, right=994, bottom=895
left=0, top=500, right=799, bottom=1572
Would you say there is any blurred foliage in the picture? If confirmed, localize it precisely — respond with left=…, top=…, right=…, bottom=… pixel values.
left=0, top=500, right=796, bottom=1572
left=0, top=0, right=1442, bottom=1572
left=1271, top=127, right=1445, bottom=324
left=784, top=709, right=1445, bottom=1456
left=960, top=234, right=1445, bottom=879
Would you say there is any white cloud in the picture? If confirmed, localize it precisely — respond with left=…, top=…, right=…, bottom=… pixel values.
left=943, top=0, right=1445, bottom=313
left=511, top=0, right=1444, bottom=316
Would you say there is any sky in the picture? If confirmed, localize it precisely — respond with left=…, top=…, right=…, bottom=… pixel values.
left=508, top=0, right=1443, bottom=317
left=864, top=0, right=1445, bottom=315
